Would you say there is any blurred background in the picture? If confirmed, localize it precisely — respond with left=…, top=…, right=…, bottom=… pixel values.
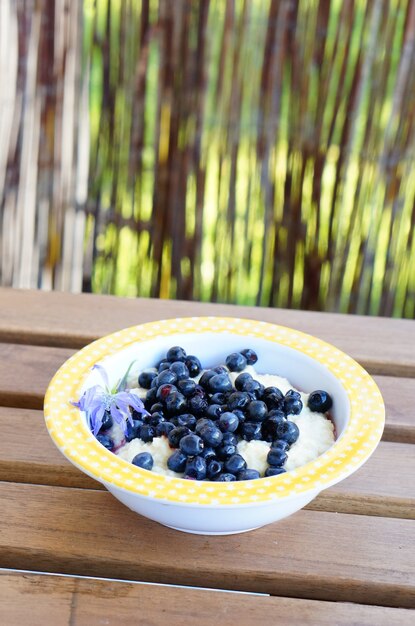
left=1, top=0, right=414, bottom=317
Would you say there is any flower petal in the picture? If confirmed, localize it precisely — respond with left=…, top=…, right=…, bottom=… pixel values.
left=93, top=364, right=110, bottom=390
left=110, top=404, right=128, bottom=433
left=126, top=391, right=149, bottom=415
left=71, top=385, right=100, bottom=412
left=90, top=405, right=106, bottom=435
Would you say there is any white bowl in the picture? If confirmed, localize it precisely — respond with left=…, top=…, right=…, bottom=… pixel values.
left=44, top=317, right=385, bottom=535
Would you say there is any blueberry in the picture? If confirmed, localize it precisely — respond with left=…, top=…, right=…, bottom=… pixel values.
left=96, top=433, right=114, bottom=450
left=221, top=432, right=238, bottom=446
left=285, top=389, right=301, bottom=400
left=156, top=383, right=177, bottom=402
left=218, top=411, right=239, bottom=433
left=206, top=403, right=225, bottom=419
left=148, top=411, right=165, bottom=426
left=185, top=355, right=202, bottom=377
left=243, top=380, right=264, bottom=399
left=195, top=418, right=214, bottom=434
left=156, top=421, right=175, bottom=437
left=240, top=421, right=262, bottom=441
left=308, top=390, right=333, bottom=413
left=168, top=426, right=191, bottom=448
left=169, top=361, right=190, bottom=380
left=247, top=400, right=268, bottom=422
left=238, top=468, right=261, bottom=480
left=149, top=402, right=164, bottom=413
left=268, top=408, right=286, bottom=419
left=177, top=378, right=197, bottom=397
left=188, top=394, right=209, bottom=416
left=265, top=467, right=286, bottom=477
left=132, top=452, right=154, bottom=470
left=234, top=372, right=253, bottom=390
left=167, top=450, right=188, bottom=473
left=192, top=384, right=207, bottom=397
left=261, top=412, right=285, bottom=442
left=138, top=369, right=158, bottom=389
left=240, top=349, right=258, bottom=366
left=139, top=424, right=155, bottom=443
left=208, top=373, right=233, bottom=393
left=276, top=420, right=300, bottom=444
left=99, top=411, right=113, bottom=432
left=224, top=454, right=247, bottom=474
left=227, top=391, right=250, bottom=411
left=132, top=405, right=149, bottom=420
left=166, top=346, right=187, bottom=363
left=199, top=423, right=223, bottom=447
left=138, top=368, right=157, bottom=389
left=138, top=412, right=151, bottom=424
left=215, top=473, right=236, bottom=482
left=144, top=387, right=158, bottom=408
left=164, top=390, right=187, bottom=415
left=157, top=360, right=171, bottom=372
left=267, top=447, right=288, bottom=467
left=150, top=375, right=160, bottom=388
left=199, top=446, right=217, bottom=462
left=157, top=369, right=177, bottom=386
left=184, top=456, right=207, bottom=480
left=177, top=413, right=197, bottom=429
left=180, top=434, right=204, bottom=456
left=284, top=397, right=303, bottom=416
left=232, top=409, right=246, bottom=424
left=215, top=442, right=237, bottom=460
left=210, top=392, right=227, bottom=405
left=125, top=418, right=144, bottom=441
left=271, top=439, right=290, bottom=451
left=207, top=459, right=223, bottom=479
left=225, top=352, right=247, bottom=372
left=199, top=370, right=216, bottom=389
left=263, top=387, right=284, bottom=410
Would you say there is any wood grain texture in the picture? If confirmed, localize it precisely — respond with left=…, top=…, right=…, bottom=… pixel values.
left=1, top=288, right=415, bottom=375
left=0, top=482, right=414, bottom=608
left=376, top=375, right=415, bottom=444
left=0, top=407, right=98, bottom=489
left=1, top=407, right=413, bottom=518
left=311, top=440, right=415, bottom=518
left=1, top=572, right=414, bottom=626
left=0, top=344, right=74, bottom=409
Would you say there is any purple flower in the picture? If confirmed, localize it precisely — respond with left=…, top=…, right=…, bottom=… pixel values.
left=72, top=363, right=149, bottom=435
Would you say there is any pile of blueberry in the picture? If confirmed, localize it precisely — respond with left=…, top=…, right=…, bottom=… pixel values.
left=100, top=345, right=333, bottom=482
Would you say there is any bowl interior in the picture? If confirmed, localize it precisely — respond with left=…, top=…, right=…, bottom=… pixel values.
left=83, top=332, right=350, bottom=439
left=45, top=317, right=385, bottom=506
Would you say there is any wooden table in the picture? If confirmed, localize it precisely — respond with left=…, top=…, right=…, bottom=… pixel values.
left=0, top=288, right=414, bottom=625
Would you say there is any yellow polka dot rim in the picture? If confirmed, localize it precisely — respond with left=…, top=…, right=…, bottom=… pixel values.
left=44, top=317, right=385, bottom=506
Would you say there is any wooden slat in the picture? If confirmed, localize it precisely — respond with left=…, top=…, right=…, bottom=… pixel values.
left=0, top=344, right=75, bottom=409
left=376, top=375, right=415, bottom=444
left=0, top=344, right=412, bottom=441
left=0, top=407, right=98, bottom=489
left=311, top=440, right=415, bottom=518
left=0, top=482, right=414, bottom=608
left=1, top=288, right=415, bottom=376
left=1, top=572, right=414, bottom=626
left=1, top=407, right=413, bottom=518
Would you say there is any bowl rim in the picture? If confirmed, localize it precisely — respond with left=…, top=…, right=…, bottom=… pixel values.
left=44, top=316, right=385, bottom=506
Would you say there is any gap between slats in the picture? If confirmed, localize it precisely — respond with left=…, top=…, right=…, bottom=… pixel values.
left=0, top=482, right=414, bottom=609
left=1, top=570, right=413, bottom=626
left=0, top=287, right=415, bottom=377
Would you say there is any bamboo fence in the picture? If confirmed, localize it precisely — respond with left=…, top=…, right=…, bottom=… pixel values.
left=0, top=0, right=414, bottom=317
